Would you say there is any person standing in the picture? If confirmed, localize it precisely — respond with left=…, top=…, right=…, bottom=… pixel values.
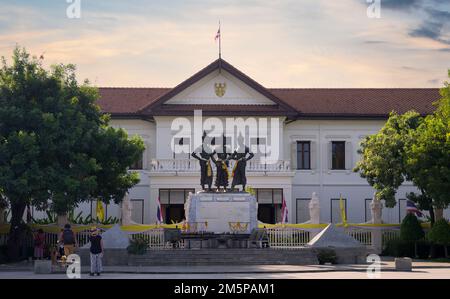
left=33, top=229, right=45, bottom=260
left=89, top=227, right=104, bottom=276
left=59, top=223, right=78, bottom=256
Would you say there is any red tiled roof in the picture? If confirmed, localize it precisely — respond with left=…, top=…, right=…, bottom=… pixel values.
left=98, top=87, right=440, bottom=118
left=97, top=59, right=441, bottom=118
left=97, top=87, right=170, bottom=115
left=270, top=88, right=440, bottom=117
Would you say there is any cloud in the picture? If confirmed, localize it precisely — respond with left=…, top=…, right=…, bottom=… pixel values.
left=428, top=78, right=440, bottom=84
left=363, top=40, right=388, bottom=44
left=0, top=0, right=448, bottom=88
left=367, top=0, right=450, bottom=46
left=409, top=21, right=446, bottom=43
left=381, top=0, right=421, bottom=9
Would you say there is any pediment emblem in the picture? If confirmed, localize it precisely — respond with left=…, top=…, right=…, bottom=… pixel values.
left=214, top=82, right=226, bottom=97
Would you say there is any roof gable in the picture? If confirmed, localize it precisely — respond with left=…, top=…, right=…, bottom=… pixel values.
left=139, top=59, right=299, bottom=116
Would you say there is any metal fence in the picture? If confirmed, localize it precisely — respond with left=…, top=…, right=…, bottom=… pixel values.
left=266, top=228, right=311, bottom=248
left=0, top=225, right=405, bottom=251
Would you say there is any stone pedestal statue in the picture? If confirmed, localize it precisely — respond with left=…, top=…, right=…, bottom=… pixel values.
left=230, top=134, right=254, bottom=191
left=121, top=193, right=134, bottom=226
left=307, top=192, right=321, bottom=238
left=185, top=192, right=258, bottom=233
left=212, top=135, right=231, bottom=191
left=309, top=192, right=321, bottom=224
left=191, top=132, right=215, bottom=192
left=369, top=193, right=383, bottom=254
left=370, top=195, right=383, bottom=224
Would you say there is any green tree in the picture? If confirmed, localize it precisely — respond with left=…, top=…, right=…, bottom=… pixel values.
left=355, top=71, right=450, bottom=225
left=427, top=219, right=450, bottom=257
left=354, top=111, right=422, bottom=207
left=400, top=213, right=424, bottom=242
left=0, top=47, right=144, bottom=260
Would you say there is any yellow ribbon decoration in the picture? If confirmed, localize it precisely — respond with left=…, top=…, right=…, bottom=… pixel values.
left=232, top=160, right=239, bottom=177
left=222, top=161, right=229, bottom=179
left=206, top=160, right=212, bottom=177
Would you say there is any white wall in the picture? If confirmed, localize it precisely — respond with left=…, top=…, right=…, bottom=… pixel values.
left=27, top=117, right=450, bottom=224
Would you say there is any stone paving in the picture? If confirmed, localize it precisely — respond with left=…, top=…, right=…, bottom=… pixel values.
left=0, top=260, right=449, bottom=279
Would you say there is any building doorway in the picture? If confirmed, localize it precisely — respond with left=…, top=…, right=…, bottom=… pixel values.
left=255, top=189, right=283, bottom=224
left=159, top=189, right=194, bottom=224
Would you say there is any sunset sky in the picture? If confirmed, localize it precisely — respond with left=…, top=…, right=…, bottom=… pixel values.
left=0, top=0, right=449, bottom=88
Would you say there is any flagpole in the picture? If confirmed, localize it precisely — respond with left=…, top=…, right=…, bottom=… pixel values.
left=219, top=20, right=221, bottom=59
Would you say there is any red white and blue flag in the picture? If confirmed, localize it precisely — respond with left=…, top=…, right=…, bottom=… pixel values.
left=156, top=197, right=163, bottom=224
left=406, top=200, right=423, bottom=217
left=281, top=197, right=288, bottom=224
left=214, top=25, right=221, bottom=42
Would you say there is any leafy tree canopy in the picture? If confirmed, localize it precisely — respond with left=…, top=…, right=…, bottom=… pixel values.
left=355, top=70, right=450, bottom=223
left=0, top=47, right=144, bottom=259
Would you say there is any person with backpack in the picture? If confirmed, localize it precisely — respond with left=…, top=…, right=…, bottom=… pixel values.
left=33, top=229, right=45, bottom=260
left=88, top=227, right=104, bottom=276
left=59, top=223, right=78, bottom=256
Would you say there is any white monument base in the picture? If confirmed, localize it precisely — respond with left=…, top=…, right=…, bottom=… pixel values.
left=185, top=192, right=258, bottom=234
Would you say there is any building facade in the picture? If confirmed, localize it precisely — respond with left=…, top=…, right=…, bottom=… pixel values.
left=30, top=58, right=450, bottom=224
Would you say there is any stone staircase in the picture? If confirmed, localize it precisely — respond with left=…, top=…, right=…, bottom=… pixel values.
left=127, top=248, right=319, bottom=266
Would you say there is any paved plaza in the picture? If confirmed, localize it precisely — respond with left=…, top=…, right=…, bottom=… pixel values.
left=0, top=261, right=448, bottom=279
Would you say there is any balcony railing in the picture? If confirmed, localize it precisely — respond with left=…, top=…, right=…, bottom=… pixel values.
left=150, top=159, right=291, bottom=173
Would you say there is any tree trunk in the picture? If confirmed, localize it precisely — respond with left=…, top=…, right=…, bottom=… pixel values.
left=434, top=208, right=444, bottom=221
left=0, top=208, right=4, bottom=225
left=7, top=201, right=27, bottom=261
left=429, top=206, right=435, bottom=227
left=57, top=214, right=68, bottom=227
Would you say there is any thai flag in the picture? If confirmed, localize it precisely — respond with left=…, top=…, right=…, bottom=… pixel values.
left=215, top=25, right=220, bottom=42
left=156, top=197, right=163, bottom=224
left=281, top=197, right=288, bottom=224
left=406, top=200, right=423, bottom=217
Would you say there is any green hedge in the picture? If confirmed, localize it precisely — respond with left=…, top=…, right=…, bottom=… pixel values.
left=400, top=214, right=424, bottom=241
left=382, top=239, right=449, bottom=259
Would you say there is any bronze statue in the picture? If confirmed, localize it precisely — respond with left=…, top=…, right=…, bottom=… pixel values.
left=212, top=135, right=230, bottom=191
left=191, top=132, right=215, bottom=192
left=230, top=134, right=254, bottom=191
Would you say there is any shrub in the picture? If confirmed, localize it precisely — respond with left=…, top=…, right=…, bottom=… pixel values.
left=382, top=239, right=415, bottom=257
left=427, top=219, right=450, bottom=257
left=127, top=236, right=149, bottom=255
left=400, top=213, right=424, bottom=242
left=316, top=249, right=337, bottom=265
left=427, top=219, right=450, bottom=245
left=415, top=240, right=431, bottom=259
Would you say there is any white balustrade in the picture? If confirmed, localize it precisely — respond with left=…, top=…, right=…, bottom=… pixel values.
left=150, top=159, right=291, bottom=173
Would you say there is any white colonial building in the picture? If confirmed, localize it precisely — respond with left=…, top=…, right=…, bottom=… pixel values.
left=31, top=58, right=449, bottom=225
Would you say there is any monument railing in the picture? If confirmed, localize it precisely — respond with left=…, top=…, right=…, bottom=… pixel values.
left=266, top=228, right=311, bottom=248
left=150, top=159, right=291, bottom=173
left=0, top=224, right=406, bottom=250
left=264, top=225, right=404, bottom=249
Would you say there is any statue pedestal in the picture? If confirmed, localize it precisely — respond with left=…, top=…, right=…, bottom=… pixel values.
left=185, top=192, right=258, bottom=234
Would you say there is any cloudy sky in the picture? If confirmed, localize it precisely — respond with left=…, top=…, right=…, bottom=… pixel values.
left=0, top=0, right=449, bottom=87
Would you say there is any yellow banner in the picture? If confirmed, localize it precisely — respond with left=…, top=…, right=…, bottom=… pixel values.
left=0, top=222, right=433, bottom=234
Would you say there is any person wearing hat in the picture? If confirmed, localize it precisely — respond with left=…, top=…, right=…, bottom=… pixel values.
left=88, top=227, right=104, bottom=276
